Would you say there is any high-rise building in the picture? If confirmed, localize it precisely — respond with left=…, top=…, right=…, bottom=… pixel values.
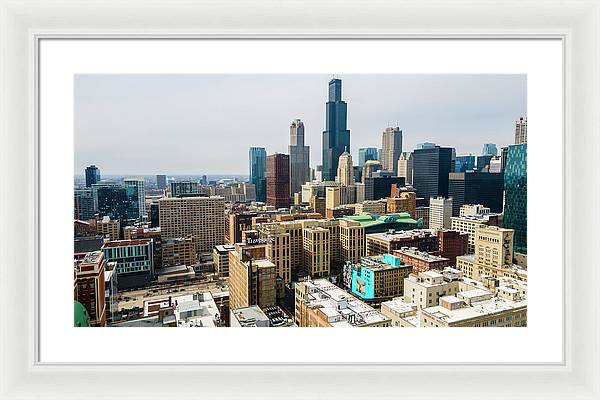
left=102, top=239, right=154, bottom=290
left=515, top=117, right=527, bottom=144
left=322, top=78, right=350, bottom=181
left=156, top=174, right=167, bottom=190
left=448, top=172, right=504, bottom=216
left=74, top=251, right=107, bottom=327
left=451, top=213, right=500, bottom=254
left=266, top=153, right=290, bottom=209
left=397, top=152, right=413, bottom=185
left=386, top=192, right=417, bottom=218
left=412, top=146, right=453, bottom=204
left=228, top=242, right=277, bottom=309
left=74, top=188, right=95, bottom=220
left=302, top=226, right=330, bottom=278
left=416, top=142, right=436, bottom=150
left=358, top=148, right=378, bottom=166
left=503, top=143, right=527, bottom=254
left=158, top=196, right=225, bottom=253
left=381, top=127, right=403, bottom=175
left=249, top=147, right=267, bottom=202
left=474, top=225, right=514, bottom=268
left=364, top=176, right=405, bottom=201
left=124, top=177, right=146, bottom=218
left=96, top=216, right=120, bottom=241
left=85, top=165, right=101, bottom=188
left=455, top=155, right=476, bottom=173
left=288, top=119, right=310, bottom=196
left=429, top=196, right=453, bottom=230
left=161, top=237, right=196, bottom=268
left=336, top=151, right=354, bottom=186
left=482, top=143, right=498, bottom=156
left=94, top=182, right=139, bottom=224
left=476, top=155, right=493, bottom=172
left=169, top=181, right=199, bottom=197
left=362, top=160, right=383, bottom=183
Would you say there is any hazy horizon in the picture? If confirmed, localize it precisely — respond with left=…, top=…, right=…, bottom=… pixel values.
left=75, top=74, right=526, bottom=175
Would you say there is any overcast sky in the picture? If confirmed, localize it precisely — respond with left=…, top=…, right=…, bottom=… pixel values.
left=75, top=74, right=526, bottom=175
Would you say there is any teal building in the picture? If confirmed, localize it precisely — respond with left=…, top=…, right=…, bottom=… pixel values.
left=503, top=144, right=527, bottom=254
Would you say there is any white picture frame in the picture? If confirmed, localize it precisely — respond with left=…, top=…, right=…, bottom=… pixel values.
left=0, top=0, right=597, bottom=398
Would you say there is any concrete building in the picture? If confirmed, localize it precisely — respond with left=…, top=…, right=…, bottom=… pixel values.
left=343, top=254, right=413, bottom=302
left=266, top=153, right=291, bottom=209
left=429, top=196, right=453, bottom=230
left=74, top=251, right=107, bottom=327
left=228, top=242, right=277, bottom=309
left=226, top=211, right=257, bottom=244
left=161, top=237, right=195, bottom=268
left=451, top=213, right=500, bottom=254
left=393, top=247, right=450, bottom=273
left=397, top=152, right=413, bottom=185
left=213, top=244, right=235, bottom=277
left=158, top=196, right=225, bottom=254
left=230, top=305, right=270, bottom=327
left=366, top=229, right=438, bottom=256
left=361, top=159, right=383, bottom=183
left=403, top=268, right=463, bottom=309
left=420, top=286, right=527, bottom=327
left=353, top=200, right=387, bottom=215
left=460, top=204, right=490, bottom=217
left=386, top=191, right=417, bottom=218
left=96, top=216, right=120, bottom=241
left=381, top=126, right=403, bottom=175
left=437, top=229, right=469, bottom=264
left=102, top=239, right=154, bottom=290
left=288, top=119, right=310, bottom=196
left=294, top=279, right=391, bottom=327
left=155, top=265, right=195, bottom=283
left=302, top=226, right=331, bottom=278
left=336, top=151, right=354, bottom=186
left=515, top=116, right=527, bottom=144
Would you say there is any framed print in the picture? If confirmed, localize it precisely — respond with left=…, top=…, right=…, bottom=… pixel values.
left=0, top=0, right=599, bottom=399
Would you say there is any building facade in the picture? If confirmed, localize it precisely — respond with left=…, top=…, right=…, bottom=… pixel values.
left=249, top=147, right=267, bottom=202
left=397, top=152, right=413, bottom=185
left=124, top=177, right=146, bottom=218
left=102, top=239, right=154, bottom=290
left=503, top=143, right=527, bottom=254
left=429, top=196, right=453, bottom=230
left=380, top=127, right=403, bottom=175
left=412, top=146, right=454, bottom=204
left=74, top=251, right=107, bottom=326
left=322, top=78, right=351, bottom=181
left=515, top=116, right=527, bottom=144
left=448, top=172, right=504, bottom=216
left=288, top=119, right=310, bottom=196
left=336, top=151, right=354, bottom=186
left=85, top=165, right=101, bottom=188
left=266, top=153, right=290, bottom=209
left=358, top=147, right=378, bottom=166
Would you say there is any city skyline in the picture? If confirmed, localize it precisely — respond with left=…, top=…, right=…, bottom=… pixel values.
left=75, top=74, right=526, bottom=175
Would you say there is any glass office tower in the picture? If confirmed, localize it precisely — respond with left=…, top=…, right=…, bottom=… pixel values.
left=249, top=147, right=267, bottom=202
left=322, top=78, right=350, bottom=181
left=503, top=143, right=527, bottom=254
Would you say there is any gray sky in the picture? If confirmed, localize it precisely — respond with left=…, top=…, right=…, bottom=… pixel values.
left=75, top=74, right=526, bottom=175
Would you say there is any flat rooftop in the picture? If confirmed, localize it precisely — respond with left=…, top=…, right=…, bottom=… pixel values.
left=395, top=247, right=450, bottom=263
left=367, top=229, right=435, bottom=242
left=422, top=293, right=527, bottom=324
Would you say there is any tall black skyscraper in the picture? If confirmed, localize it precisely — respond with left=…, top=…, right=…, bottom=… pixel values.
left=85, top=165, right=101, bottom=188
left=412, top=146, right=453, bottom=204
left=322, top=78, right=350, bottom=182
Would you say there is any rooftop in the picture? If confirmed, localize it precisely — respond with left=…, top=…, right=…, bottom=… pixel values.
left=231, top=306, right=270, bottom=327
left=343, top=213, right=419, bottom=228
left=394, top=247, right=450, bottom=263
left=102, top=239, right=152, bottom=248
left=366, top=229, right=435, bottom=242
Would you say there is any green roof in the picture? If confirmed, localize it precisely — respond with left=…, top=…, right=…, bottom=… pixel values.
left=343, top=212, right=420, bottom=228
left=74, top=301, right=90, bottom=327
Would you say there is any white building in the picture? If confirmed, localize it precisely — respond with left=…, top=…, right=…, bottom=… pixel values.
left=429, top=196, right=453, bottom=230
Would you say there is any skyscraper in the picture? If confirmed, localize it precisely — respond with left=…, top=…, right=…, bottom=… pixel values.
left=358, top=148, right=379, bottom=167
left=74, top=188, right=95, bottom=220
left=503, top=143, right=527, bottom=254
left=156, top=174, right=167, bottom=190
left=266, top=153, right=290, bottom=209
left=454, top=155, right=476, bottom=173
left=94, top=182, right=139, bottom=224
left=397, top=152, right=413, bottom=185
left=322, top=78, right=350, bottom=181
left=448, top=172, right=504, bottom=216
left=124, top=177, right=145, bottom=218
left=515, top=117, right=527, bottom=144
left=249, top=147, right=267, bottom=202
left=336, top=151, right=354, bottom=186
left=412, top=146, right=454, bottom=204
left=482, top=143, right=498, bottom=156
left=288, top=119, right=310, bottom=196
left=429, top=197, right=453, bottom=230
left=362, top=160, right=383, bottom=184
left=381, top=127, right=403, bottom=175
left=85, top=165, right=101, bottom=188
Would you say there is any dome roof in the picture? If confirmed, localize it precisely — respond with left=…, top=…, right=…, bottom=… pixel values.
left=74, top=301, right=91, bottom=327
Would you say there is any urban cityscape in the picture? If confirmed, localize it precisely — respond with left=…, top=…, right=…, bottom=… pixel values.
left=74, top=75, right=527, bottom=328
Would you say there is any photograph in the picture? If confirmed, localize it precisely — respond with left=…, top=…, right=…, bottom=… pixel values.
left=73, top=73, right=527, bottom=329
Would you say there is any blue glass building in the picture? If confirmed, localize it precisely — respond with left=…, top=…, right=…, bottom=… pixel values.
left=249, top=147, right=267, bottom=202
left=482, top=143, right=498, bottom=156
left=85, top=165, right=101, bottom=188
left=358, top=147, right=379, bottom=167
left=455, top=155, right=476, bottom=173
left=503, top=144, right=527, bottom=254
left=322, top=79, right=350, bottom=181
